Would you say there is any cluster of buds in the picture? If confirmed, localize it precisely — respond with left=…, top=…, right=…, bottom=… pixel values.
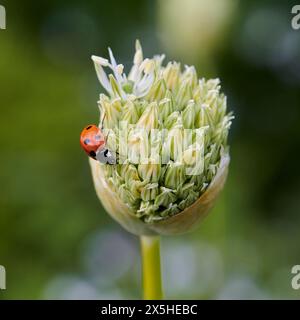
left=89, top=41, right=233, bottom=235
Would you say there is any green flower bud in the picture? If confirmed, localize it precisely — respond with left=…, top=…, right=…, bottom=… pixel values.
left=119, top=184, right=139, bottom=208
left=127, top=128, right=149, bottom=164
left=146, top=79, right=167, bottom=102
left=163, top=62, right=181, bottom=91
left=158, top=93, right=173, bottom=122
left=182, top=100, right=195, bottom=129
left=88, top=41, right=233, bottom=235
left=122, top=100, right=139, bottom=124
left=178, top=191, right=199, bottom=211
left=175, top=79, right=193, bottom=110
left=160, top=204, right=180, bottom=218
left=121, top=163, right=143, bottom=199
left=98, top=94, right=121, bottom=129
left=109, top=74, right=124, bottom=99
left=138, top=162, right=161, bottom=183
left=136, top=102, right=159, bottom=130
left=141, top=183, right=159, bottom=202
left=177, top=182, right=196, bottom=199
left=162, top=128, right=183, bottom=162
left=137, top=201, right=159, bottom=218
left=154, top=187, right=177, bottom=208
left=164, top=111, right=181, bottom=130
left=164, top=162, right=186, bottom=189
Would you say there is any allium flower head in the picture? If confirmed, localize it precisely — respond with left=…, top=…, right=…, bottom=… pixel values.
left=89, top=41, right=233, bottom=235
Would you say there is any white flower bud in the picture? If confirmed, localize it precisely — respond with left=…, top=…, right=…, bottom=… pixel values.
left=89, top=41, right=233, bottom=235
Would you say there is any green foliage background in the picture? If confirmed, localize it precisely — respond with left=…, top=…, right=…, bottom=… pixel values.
left=0, top=0, right=300, bottom=299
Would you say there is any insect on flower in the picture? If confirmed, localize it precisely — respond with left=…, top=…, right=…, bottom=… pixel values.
left=80, top=124, right=116, bottom=164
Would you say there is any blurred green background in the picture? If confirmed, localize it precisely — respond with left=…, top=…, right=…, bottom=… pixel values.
left=0, top=0, right=300, bottom=299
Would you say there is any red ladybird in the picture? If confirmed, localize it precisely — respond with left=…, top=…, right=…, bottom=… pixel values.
left=80, top=124, right=105, bottom=159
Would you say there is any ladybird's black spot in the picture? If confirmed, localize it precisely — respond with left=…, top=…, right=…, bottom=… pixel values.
left=86, top=125, right=92, bottom=130
left=83, top=138, right=90, bottom=145
left=89, top=151, right=96, bottom=159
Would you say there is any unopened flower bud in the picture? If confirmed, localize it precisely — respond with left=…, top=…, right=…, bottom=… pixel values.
left=136, top=102, right=159, bottom=130
left=89, top=41, right=233, bottom=235
left=138, top=162, right=161, bottom=183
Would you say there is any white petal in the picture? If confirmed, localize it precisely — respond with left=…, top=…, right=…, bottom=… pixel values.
left=91, top=55, right=110, bottom=67
left=134, top=49, right=143, bottom=65
left=108, top=48, right=117, bottom=68
left=108, top=47, right=124, bottom=84
left=128, top=65, right=141, bottom=82
left=92, top=59, right=112, bottom=94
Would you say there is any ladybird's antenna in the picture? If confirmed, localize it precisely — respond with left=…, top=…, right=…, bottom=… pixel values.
left=100, top=111, right=106, bottom=130
left=105, top=129, right=110, bottom=145
left=99, top=110, right=109, bottom=147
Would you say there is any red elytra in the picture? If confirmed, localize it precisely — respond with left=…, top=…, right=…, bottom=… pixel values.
left=80, top=124, right=106, bottom=159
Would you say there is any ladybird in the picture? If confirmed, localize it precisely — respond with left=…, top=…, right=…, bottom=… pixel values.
left=80, top=124, right=116, bottom=164
left=80, top=124, right=105, bottom=159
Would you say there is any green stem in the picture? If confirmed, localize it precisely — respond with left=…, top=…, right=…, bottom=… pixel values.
left=140, top=235, right=163, bottom=300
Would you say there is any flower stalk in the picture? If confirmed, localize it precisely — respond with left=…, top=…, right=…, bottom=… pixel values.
left=140, top=236, right=163, bottom=300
